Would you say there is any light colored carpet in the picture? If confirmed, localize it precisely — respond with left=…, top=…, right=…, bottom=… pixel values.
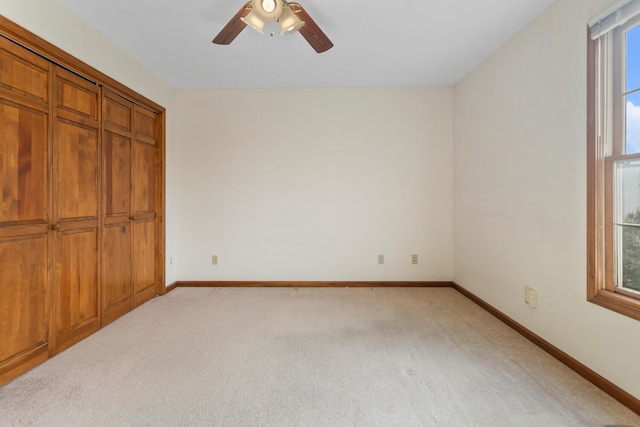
left=0, top=287, right=638, bottom=426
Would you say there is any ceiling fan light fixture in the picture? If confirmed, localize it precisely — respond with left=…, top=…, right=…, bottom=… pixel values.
left=279, top=5, right=305, bottom=33
left=213, top=0, right=333, bottom=53
left=240, top=10, right=266, bottom=34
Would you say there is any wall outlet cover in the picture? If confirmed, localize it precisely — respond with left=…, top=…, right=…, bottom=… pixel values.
left=525, top=287, right=537, bottom=308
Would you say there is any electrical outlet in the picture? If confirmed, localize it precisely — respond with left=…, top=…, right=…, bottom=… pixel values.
left=211, top=255, right=218, bottom=265
left=411, top=254, right=418, bottom=265
left=169, top=257, right=173, bottom=265
left=378, top=254, right=384, bottom=265
left=525, top=287, right=537, bottom=308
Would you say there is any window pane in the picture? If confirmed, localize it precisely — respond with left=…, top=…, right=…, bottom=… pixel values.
left=626, top=24, right=640, bottom=92
left=626, top=91, right=640, bottom=154
left=621, top=225, right=640, bottom=292
left=616, top=160, right=640, bottom=292
left=616, top=160, right=640, bottom=223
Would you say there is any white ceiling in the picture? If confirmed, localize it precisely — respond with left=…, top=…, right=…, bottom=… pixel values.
left=56, top=0, right=556, bottom=89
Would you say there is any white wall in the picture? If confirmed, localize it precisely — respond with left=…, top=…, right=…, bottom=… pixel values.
left=175, top=88, right=453, bottom=281
left=0, top=0, right=178, bottom=285
left=454, top=0, right=640, bottom=400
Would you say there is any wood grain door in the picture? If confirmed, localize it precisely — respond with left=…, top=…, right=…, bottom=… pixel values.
left=101, top=90, right=133, bottom=326
left=0, top=38, right=52, bottom=385
left=132, top=106, right=159, bottom=306
left=51, top=66, right=101, bottom=354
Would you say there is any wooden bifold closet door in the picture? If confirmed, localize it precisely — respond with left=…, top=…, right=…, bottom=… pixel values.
left=132, top=105, right=160, bottom=307
left=0, top=16, right=164, bottom=386
left=0, top=36, right=52, bottom=384
left=50, top=66, right=101, bottom=354
left=102, top=90, right=134, bottom=325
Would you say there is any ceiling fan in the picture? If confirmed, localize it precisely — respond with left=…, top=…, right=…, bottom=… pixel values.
left=212, top=0, right=333, bottom=53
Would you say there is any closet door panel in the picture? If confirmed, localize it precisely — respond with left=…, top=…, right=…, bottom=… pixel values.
left=54, top=228, right=98, bottom=353
left=134, top=108, right=157, bottom=144
left=0, top=234, right=49, bottom=384
left=0, top=236, right=48, bottom=360
left=105, top=93, right=131, bottom=131
left=104, top=132, right=131, bottom=217
left=55, top=120, right=99, bottom=220
left=102, top=223, right=132, bottom=325
left=0, top=101, right=48, bottom=224
left=133, top=142, right=156, bottom=215
left=55, top=74, right=99, bottom=125
left=133, top=219, right=156, bottom=305
left=0, top=39, right=49, bottom=104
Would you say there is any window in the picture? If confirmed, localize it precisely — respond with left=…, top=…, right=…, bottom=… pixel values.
left=588, top=3, right=640, bottom=320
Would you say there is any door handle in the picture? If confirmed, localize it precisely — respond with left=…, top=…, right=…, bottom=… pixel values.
left=51, top=224, right=61, bottom=231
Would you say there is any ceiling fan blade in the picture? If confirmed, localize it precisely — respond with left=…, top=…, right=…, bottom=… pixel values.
left=290, top=3, right=333, bottom=53
left=212, top=2, right=252, bottom=45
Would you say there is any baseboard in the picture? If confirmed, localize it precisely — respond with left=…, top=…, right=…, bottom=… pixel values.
left=451, top=282, right=640, bottom=417
left=171, top=281, right=454, bottom=288
left=165, top=282, right=178, bottom=293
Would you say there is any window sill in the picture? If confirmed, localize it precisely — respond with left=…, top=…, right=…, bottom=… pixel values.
left=589, top=289, right=640, bottom=321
